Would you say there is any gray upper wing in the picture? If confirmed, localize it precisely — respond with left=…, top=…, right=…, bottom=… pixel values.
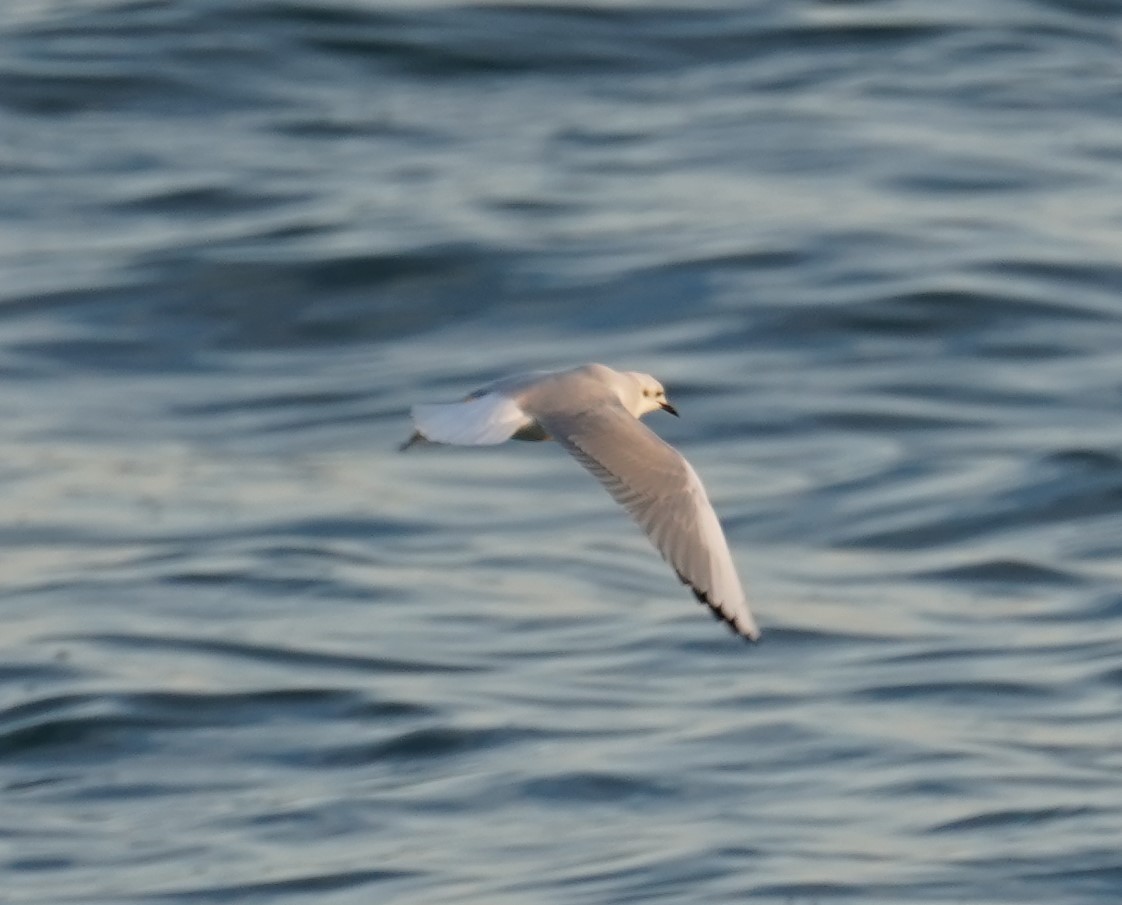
left=533, top=403, right=759, bottom=641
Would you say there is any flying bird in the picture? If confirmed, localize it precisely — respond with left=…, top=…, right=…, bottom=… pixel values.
left=401, top=363, right=759, bottom=641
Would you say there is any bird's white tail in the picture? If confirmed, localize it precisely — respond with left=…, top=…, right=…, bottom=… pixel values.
left=408, top=393, right=530, bottom=446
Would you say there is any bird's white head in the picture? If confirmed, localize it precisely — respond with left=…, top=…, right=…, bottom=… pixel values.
left=623, top=371, right=678, bottom=419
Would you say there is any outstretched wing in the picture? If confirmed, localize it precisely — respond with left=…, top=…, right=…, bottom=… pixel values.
left=535, top=404, right=759, bottom=641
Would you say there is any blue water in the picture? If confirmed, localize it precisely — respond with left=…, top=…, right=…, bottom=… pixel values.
left=3, top=1, right=1122, bottom=902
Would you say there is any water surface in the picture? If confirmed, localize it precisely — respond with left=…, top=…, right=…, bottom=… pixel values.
left=2, top=1, right=1122, bottom=902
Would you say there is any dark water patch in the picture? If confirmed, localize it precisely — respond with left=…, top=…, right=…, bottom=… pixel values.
left=1068, top=594, right=1122, bottom=628
left=2, top=514, right=426, bottom=554
left=168, top=399, right=384, bottom=438
left=0, top=5, right=280, bottom=118
left=1036, top=0, right=1122, bottom=20
left=5, top=855, right=73, bottom=872
left=868, top=641, right=1081, bottom=667
left=55, top=632, right=480, bottom=676
left=1045, top=448, right=1122, bottom=472
left=0, top=515, right=426, bottom=601
left=161, top=567, right=349, bottom=599
left=7, top=325, right=195, bottom=376
left=272, top=112, right=443, bottom=140
left=0, top=68, right=198, bottom=117
left=137, top=867, right=418, bottom=903
left=988, top=257, right=1122, bottom=306
left=865, top=775, right=976, bottom=799
left=0, top=693, right=104, bottom=730
left=1012, top=455, right=1122, bottom=526
left=550, top=124, right=650, bottom=149
left=930, top=805, right=1098, bottom=835
left=672, top=245, right=811, bottom=278
left=0, top=660, right=86, bottom=685
left=912, top=20, right=1122, bottom=112
left=837, top=458, right=1122, bottom=551
left=146, top=244, right=515, bottom=352
left=718, top=624, right=890, bottom=650
left=173, top=388, right=368, bottom=418
left=239, top=799, right=374, bottom=835
left=876, top=379, right=1057, bottom=409
left=750, top=880, right=859, bottom=900
left=812, top=401, right=985, bottom=433
left=64, top=778, right=246, bottom=803
left=151, top=557, right=400, bottom=605
left=0, top=688, right=408, bottom=761
left=452, top=258, right=722, bottom=334
left=916, top=558, right=1080, bottom=586
left=315, top=724, right=538, bottom=768
left=236, top=0, right=954, bottom=80
left=1019, top=860, right=1122, bottom=899
left=212, top=515, right=428, bottom=544
left=521, top=770, right=672, bottom=805
left=727, top=719, right=878, bottom=769
left=110, top=184, right=305, bottom=218
left=0, top=289, right=211, bottom=375
left=775, top=287, right=1109, bottom=344
left=949, top=337, right=1078, bottom=361
left=1, top=244, right=516, bottom=368
left=0, top=774, right=73, bottom=795
left=123, top=688, right=381, bottom=726
left=887, top=156, right=1078, bottom=195
left=0, top=704, right=169, bottom=762
left=485, top=196, right=584, bottom=221
left=535, top=859, right=736, bottom=903
left=855, top=679, right=1054, bottom=705
left=281, top=4, right=683, bottom=77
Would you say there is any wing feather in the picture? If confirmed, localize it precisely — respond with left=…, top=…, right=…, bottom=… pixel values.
left=534, top=404, right=759, bottom=641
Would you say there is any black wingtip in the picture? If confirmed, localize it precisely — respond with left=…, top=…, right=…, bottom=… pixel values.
left=677, top=572, right=760, bottom=644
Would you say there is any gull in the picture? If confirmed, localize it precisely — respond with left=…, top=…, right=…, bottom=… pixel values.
left=400, top=363, right=759, bottom=641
